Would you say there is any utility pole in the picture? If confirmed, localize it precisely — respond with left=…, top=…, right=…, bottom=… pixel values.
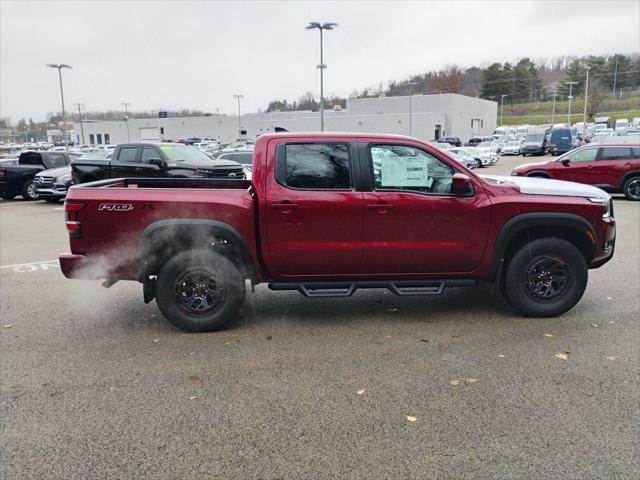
left=46, top=63, right=72, bottom=150
left=565, top=81, right=578, bottom=125
left=407, top=81, right=417, bottom=136
left=500, top=94, right=508, bottom=125
left=74, top=103, right=85, bottom=144
left=121, top=102, right=131, bottom=142
left=551, top=94, right=557, bottom=124
left=582, top=67, right=590, bottom=138
left=233, top=94, right=243, bottom=138
left=306, top=22, right=338, bottom=132
left=612, top=56, right=618, bottom=94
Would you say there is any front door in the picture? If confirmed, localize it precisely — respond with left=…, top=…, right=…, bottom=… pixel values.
left=553, top=147, right=599, bottom=184
left=361, top=143, right=491, bottom=274
left=264, top=140, right=364, bottom=277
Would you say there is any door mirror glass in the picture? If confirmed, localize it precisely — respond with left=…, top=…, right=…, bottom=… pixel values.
left=561, top=159, right=571, bottom=166
left=451, top=173, right=471, bottom=195
left=148, top=158, right=165, bottom=168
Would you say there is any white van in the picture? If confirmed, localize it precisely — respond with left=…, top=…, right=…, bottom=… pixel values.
left=615, top=118, right=629, bottom=134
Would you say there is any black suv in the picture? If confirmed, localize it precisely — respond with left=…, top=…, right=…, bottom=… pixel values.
left=437, top=136, right=463, bottom=147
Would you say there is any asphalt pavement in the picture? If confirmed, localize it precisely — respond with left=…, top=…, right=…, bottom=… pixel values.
left=1, top=155, right=639, bottom=479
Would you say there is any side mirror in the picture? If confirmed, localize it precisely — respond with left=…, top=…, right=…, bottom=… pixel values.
left=451, top=173, right=472, bottom=195
left=561, top=159, right=571, bottom=166
left=149, top=158, right=166, bottom=169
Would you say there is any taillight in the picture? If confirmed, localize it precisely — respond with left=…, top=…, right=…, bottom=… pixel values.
left=0, top=167, right=6, bottom=179
left=65, top=202, right=86, bottom=239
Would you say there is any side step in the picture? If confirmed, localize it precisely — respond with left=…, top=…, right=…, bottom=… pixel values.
left=268, top=279, right=476, bottom=298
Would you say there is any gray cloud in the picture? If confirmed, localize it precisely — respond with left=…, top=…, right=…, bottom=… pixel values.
left=1, top=0, right=638, bottom=122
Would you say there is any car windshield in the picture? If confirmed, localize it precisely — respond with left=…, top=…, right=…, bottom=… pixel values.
left=159, top=144, right=211, bottom=162
left=525, top=134, right=544, bottom=142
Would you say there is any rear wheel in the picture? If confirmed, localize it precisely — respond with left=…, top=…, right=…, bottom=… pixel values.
left=155, top=249, right=245, bottom=332
left=622, top=176, right=640, bottom=201
left=21, top=180, right=39, bottom=200
left=504, top=237, right=587, bottom=317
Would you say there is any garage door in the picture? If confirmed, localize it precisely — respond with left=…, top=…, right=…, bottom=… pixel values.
left=139, top=127, right=159, bottom=143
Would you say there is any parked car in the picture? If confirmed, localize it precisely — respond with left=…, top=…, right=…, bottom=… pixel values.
left=474, top=142, right=500, bottom=166
left=500, top=140, right=522, bottom=155
left=444, top=147, right=480, bottom=169
left=59, top=132, right=616, bottom=332
left=437, top=136, right=462, bottom=147
left=548, top=127, right=574, bottom=156
left=465, top=136, right=494, bottom=147
left=0, top=151, right=71, bottom=200
left=521, top=132, right=547, bottom=156
left=214, top=151, right=254, bottom=178
left=614, top=119, right=629, bottom=135
left=511, top=143, right=640, bottom=200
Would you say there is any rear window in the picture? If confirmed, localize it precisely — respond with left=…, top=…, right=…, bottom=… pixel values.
left=277, top=143, right=351, bottom=189
left=601, top=147, right=635, bottom=160
left=18, top=151, right=43, bottom=165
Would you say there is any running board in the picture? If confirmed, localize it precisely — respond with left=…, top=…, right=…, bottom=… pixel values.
left=268, top=279, right=476, bottom=298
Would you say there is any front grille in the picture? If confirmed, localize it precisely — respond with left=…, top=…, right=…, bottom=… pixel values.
left=199, top=168, right=245, bottom=179
left=35, top=176, right=54, bottom=187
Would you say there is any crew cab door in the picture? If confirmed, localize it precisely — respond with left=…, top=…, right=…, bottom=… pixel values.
left=110, top=146, right=163, bottom=178
left=264, top=140, right=364, bottom=276
left=360, top=142, right=491, bottom=274
left=553, top=147, right=599, bottom=184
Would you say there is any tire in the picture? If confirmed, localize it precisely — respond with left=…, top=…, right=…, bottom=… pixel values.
left=475, top=159, right=482, bottom=169
left=503, top=237, right=587, bottom=317
left=622, top=176, right=640, bottom=201
left=155, top=249, right=245, bottom=332
left=21, top=180, right=39, bottom=200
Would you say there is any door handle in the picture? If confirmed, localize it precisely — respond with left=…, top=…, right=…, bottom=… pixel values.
left=271, top=202, right=298, bottom=212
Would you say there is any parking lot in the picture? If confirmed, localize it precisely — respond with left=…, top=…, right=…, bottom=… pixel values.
left=1, top=154, right=639, bottom=479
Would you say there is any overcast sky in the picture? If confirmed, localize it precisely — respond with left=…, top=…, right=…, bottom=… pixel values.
left=1, top=0, right=638, bottom=122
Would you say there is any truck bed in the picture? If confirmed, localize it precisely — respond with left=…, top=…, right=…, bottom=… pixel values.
left=74, top=177, right=252, bottom=190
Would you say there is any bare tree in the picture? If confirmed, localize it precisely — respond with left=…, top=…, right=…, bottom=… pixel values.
left=587, top=79, right=607, bottom=121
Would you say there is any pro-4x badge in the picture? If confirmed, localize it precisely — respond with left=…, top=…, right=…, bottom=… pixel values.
left=98, top=203, right=134, bottom=212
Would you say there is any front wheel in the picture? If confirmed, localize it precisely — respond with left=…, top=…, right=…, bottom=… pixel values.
left=155, top=249, right=245, bottom=332
left=21, top=180, right=39, bottom=200
left=503, top=238, right=587, bottom=317
left=622, top=176, right=640, bottom=201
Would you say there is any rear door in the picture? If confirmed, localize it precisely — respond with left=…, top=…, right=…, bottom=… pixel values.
left=111, top=146, right=162, bottom=178
left=264, top=140, right=364, bottom=276
left=593, top=146, right=639, bottom=189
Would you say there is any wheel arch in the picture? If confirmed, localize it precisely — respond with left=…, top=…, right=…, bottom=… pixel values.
left=488, top=213, right=597, bottom=283
left=620, top=170, right=640, bottom=189
left=524, top=171, right=551, bottom=178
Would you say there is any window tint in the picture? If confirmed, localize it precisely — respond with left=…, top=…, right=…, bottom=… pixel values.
left=117, top=147, right=139, bottom=163
left=141, top=147, right=159, bottom=163
left=601, top=147, right=634, bottom=161
left=567, top=148, right=598, bottom=163
left=283, top=144, right=350, bottom=189
left=371, top=145, right=454, bottom=194
left=46, top=153, right=67, bottom=168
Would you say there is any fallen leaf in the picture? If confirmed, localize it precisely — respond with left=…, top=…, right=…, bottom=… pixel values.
left=152, top=339, right=159, bottom=343
left=497, top=354, right=505, bottom=358
left=406, top=415, right=417, bottom=422
left=544, top=333, right=554, bottom=337
left=420, top=339, right=428, bottom=343
left=266, top=335, right=272, bottom=340
left=450, top=379, right=460, bottom=386
left=190, top=375, right=201, bottom=382
left=3, top=324, right=13, bottom=329
left=356, top=389, right=366, bottom=395
left=384, top=335, right=392, bottom=338
left=555, top=351, right=570, bottom=360
left=224, top=342, right=231, bottom=346
left=189, top=396, right=197, bottom=400
left=606, top=356, right=616, bottom=362
left=388, top=308, right=398, bottom=312
left=466, top=378, right=477, bottom=384
left=608, top=321, right=615, bottom=324
left=592, top=324, right=599, bottom=328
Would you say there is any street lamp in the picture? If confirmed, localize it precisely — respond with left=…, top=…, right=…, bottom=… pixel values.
left=46, top=63, right=72, bottom=150
left=74, top=103, right=85, bottom=144
left=233, top=94, right=244, bottom=138
left=500, top=94, right=508, bottom=125
left=306, top=21, right=338, bottom=132
left=121, top=102, right=131, bottom=142
left=407, top=81, right=417, bottom=136
left=565, top=81, right=578, bottom=125
left=582, top=67, right=591, bottom=139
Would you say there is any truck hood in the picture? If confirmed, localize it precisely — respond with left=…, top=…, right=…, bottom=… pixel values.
left=480, top=175, right=609, bottom=200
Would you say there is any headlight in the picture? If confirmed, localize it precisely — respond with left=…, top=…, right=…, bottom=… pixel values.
left=588, top=197, right=612, bottom=218
left=57, top=174, right=72, bottom=183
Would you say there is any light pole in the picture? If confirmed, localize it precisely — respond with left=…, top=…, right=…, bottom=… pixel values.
left=565, top=81, right=578, bottom=125
left=551, top=93, right=557, bottom=124
left=74, top=103, right=85, bottom=144
left=46, top=63, right=72, bottom=149
left=407, top=81, right=417, bottom=136
left=121, top=102, right=131, bottom=142
left=582, top=67, right=590, bottom=139
left=233, top=94, right=243, bottom=138
left=500, top=94, right=508, bottom=125
left=306, top=22, right=338, bottom=132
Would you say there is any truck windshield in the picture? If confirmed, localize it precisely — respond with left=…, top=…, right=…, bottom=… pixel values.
left=160, top=145, right=211, bottom=163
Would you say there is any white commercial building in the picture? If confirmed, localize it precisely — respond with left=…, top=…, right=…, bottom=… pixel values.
left=78, top=93, right=496, bottom=145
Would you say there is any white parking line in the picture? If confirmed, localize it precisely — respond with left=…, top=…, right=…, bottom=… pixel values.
left=0, top=260, right=59, bottom=270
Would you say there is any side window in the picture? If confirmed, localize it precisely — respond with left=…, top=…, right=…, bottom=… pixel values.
left=371, top=145, right=454, bottom=194
left=568, top=148, right=598, bottom=163
left=117, top=147, right=139, bottom=163
left=600, top=147, right=633, bottom=161
left=47, top=153, right=67, bottom=168
left=141, top=147, right=159, bottom=163
left=278, top=143, right=350, bottom=189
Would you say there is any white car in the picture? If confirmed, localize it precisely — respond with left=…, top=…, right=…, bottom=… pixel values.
left=501, top=141, right=522, bottom=155
left=474, top=142, right=500, bottom=166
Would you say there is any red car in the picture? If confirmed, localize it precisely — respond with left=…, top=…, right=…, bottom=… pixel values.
left=60, top=133, right=616, bottom=332
left=511, top=143, right=640, bottom=201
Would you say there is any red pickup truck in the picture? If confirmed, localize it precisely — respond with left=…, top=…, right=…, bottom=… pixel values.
left=60, top=133, right=616, bottom=332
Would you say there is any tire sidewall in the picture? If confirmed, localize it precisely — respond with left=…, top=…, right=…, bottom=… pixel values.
left=22, top=180, right=39, bottom=200
left=155, top=249, right=245, bottom=332
left=504, top=237, right=588, bottom=317
left=623, top=176, right=640, bottom=201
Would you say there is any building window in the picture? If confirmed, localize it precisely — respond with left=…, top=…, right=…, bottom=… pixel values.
left=89, top=134, right=95, bottom=144
left=160, top=127, right=164, bottom=134
left=104, top=134, right=110, bottom=145
left=97, top=134, right=103, bottom=145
